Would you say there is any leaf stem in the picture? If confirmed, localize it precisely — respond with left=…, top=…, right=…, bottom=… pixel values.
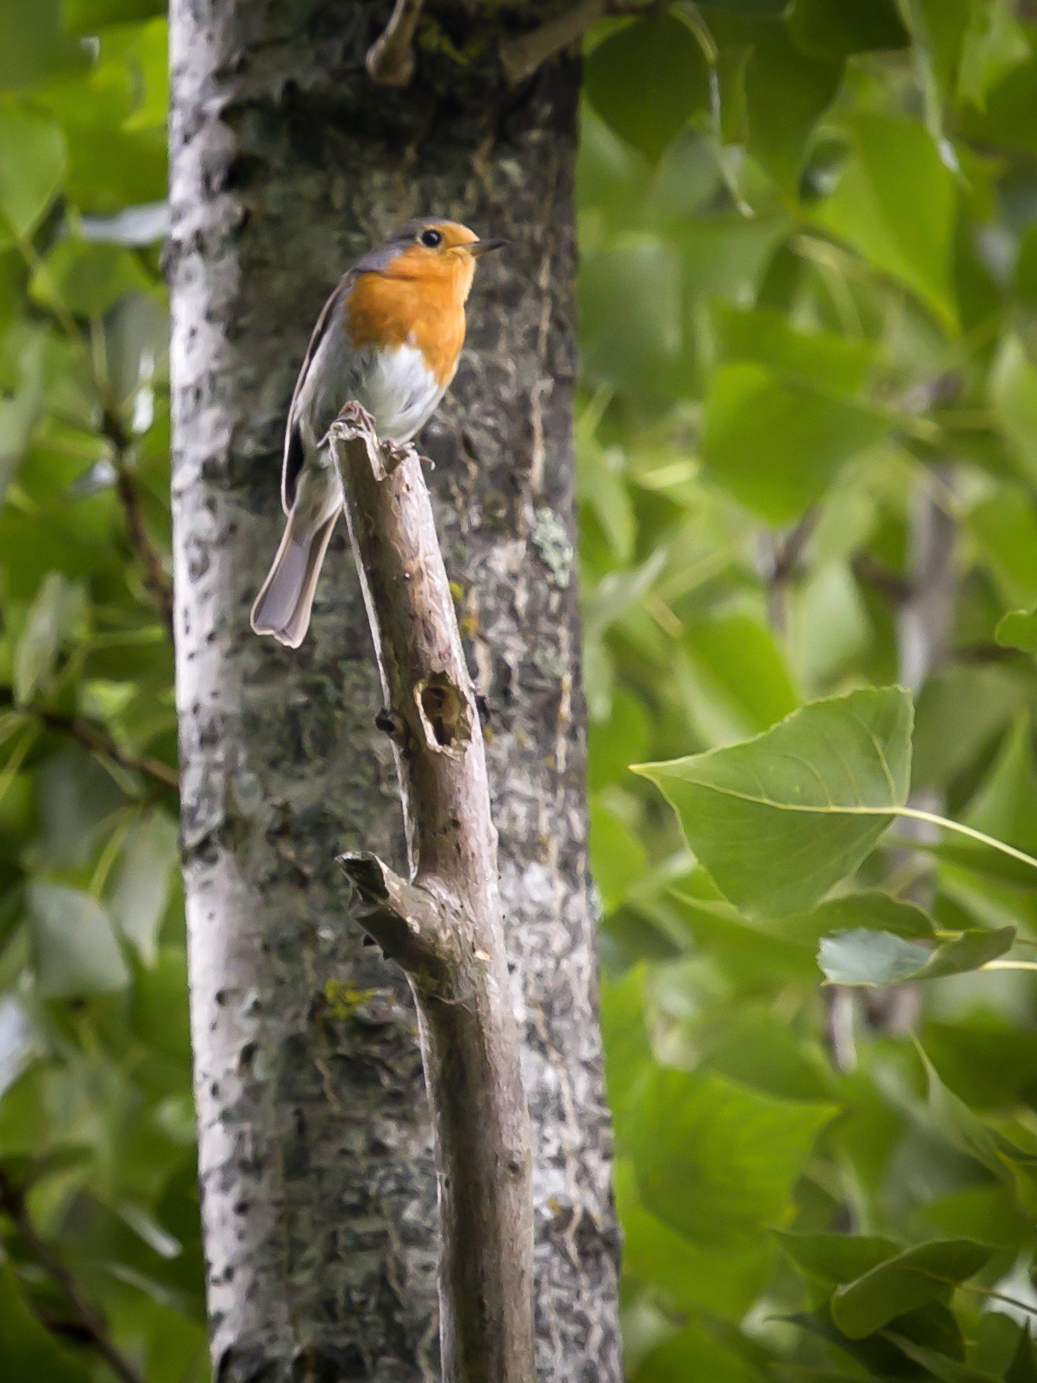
left=889, top=806, right=1037, bottom=875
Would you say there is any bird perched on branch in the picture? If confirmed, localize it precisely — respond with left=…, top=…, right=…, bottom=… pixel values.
left=251, top=217, right=505, bottom=648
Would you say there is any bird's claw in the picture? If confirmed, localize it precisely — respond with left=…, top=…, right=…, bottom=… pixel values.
left=380, top=439, right=418, bottom=474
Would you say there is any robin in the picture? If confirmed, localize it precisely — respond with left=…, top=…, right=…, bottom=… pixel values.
left=250, top=217, right=505, bottom=648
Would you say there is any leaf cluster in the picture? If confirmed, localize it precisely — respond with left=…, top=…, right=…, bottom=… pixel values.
left=579, top=0, right=1037, bottom=1379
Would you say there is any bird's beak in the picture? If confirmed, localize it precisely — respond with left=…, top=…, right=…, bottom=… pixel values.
left=468, top=238, right=507, bottom=257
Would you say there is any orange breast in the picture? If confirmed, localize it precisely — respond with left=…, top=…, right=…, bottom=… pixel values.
left=345, top=250, right=473, bottom=388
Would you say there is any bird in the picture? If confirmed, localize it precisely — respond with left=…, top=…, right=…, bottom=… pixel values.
left=250, top=217, right=505, bottom=648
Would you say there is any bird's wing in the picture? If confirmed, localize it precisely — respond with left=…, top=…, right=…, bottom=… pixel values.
left=281, top=269, right=357, bottom=513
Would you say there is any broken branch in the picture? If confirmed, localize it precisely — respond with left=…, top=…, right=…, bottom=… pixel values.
left=329, top=407, right=534, bottom=1383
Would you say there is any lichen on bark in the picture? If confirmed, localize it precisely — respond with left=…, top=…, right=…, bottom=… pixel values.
left=168, top=2, right=620, bottom=1379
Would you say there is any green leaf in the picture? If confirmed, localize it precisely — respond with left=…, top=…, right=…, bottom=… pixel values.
left=635, top=687, right=912, bottom=917
left=12, top=572, right=89, bottom=706
left=920, top=1048, right=1011, bottom=1177
left=0, top=0, right=89, bottom=91
left=776, top=891, right=935, bottom=946
left=617, top=1161, right=768, bottom=1320
left=998, top=607, right=1037, bottom=656
left=969, top=485, right=1037, bottom=607
left=65, top=0, right=170, bottom=32
left=0, top=109, right=66, bottom=243
left=628, top=1064, right=836, bottom=1247
left=884, top=1334, right=1001, bottom=1383
left=31, top=241, right=153, bottom=319
left=1007, top=1324, right=1037, bottom=1383
left=830, top=1239, right=994, bottom=1339
left=712, top=304, right=876, bottom=395
left=684, top=611, right=800, bottom=740
left=990, top=335, right=1037, bottom=484
left=961, top=715, right=1037, bottom=855
left=589, top=801, right=648, bottom=914
left=958, top=0, right=1031, bottom=110
left=814, top=116, right=958, bottom=335
left=0, top=1258, right=93, bottom=1383
left=108, top=809, right=178, bottom=964
left=699, top=363, right=892, bottom=524
left=634, top=1322, right=764, bottom=1382
left=579, top=238, right=682, bottom=394
left=817, top=925, right=1016, bottom=987
left=789, top=0, right=909, bottom=60
left=701, top=0, right=788, bottom=14
left=600, top=965, right=654, bottom=1139
left=587, top=690, right=650, bottom=792
left=745, top=22, right=844, bottom=193
left=585, top=15, right=710, bottom=163
left=776, top=1230, right=899, bottom=1284
left=28, top=881, right=129, bottom=996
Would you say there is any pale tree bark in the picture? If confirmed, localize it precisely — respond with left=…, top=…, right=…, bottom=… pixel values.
left=167, top=3, right=620, bottom=1381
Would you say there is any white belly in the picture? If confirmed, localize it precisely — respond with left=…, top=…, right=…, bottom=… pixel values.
left=360, top=344, right=445, bottom=444
left=299, top=333, right=448, bottom=449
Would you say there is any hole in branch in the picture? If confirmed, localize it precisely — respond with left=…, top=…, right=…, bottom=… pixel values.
left=415, top=673, right=471, bottom=752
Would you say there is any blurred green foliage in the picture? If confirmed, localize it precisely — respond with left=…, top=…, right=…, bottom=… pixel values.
left=4, top=1, right=1037, bottom=1381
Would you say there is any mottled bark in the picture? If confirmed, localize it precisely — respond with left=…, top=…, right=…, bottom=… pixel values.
left=167, top=3, right=620, bottom=1382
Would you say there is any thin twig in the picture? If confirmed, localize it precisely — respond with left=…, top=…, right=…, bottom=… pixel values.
left=37, top=709, right=179, bottom=792
left=101, top=407, right=175, bottom=639
left=499, top=0, right=655, bottom=84
left=0, top=1172, right=147, bottom=1383
left=366, top=0, right=426, bottom=85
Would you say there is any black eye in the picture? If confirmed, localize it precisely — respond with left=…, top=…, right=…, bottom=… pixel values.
left=420, top=229, right=442, bottom=248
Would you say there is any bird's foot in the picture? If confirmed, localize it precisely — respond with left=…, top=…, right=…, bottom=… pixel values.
left=335, top=401, right=377, bottom=434
left=380, top=439, right=419, bottom=475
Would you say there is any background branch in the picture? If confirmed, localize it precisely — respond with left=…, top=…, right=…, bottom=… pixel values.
left=101, top=408, right=175, bottom=639
left=366, top=0, right=426, bottom=85
left=0, top=1171, right=147, bottom=1383
left=329, top=409, right=535, bottom=1383
left=500, top=0, right=654, bottom=84
left=37, top=709, right=179, bottom=793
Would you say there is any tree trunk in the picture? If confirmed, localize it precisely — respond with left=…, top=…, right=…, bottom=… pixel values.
left=166, top=4, right=621, bottom=1381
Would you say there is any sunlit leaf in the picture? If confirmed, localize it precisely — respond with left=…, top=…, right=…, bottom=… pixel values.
left=0, top=0, right=88, bottom=91
left=814, top=115, right=958, bottom=334
left=65, top=0, right=168, bottom=33
left=958, top=0, right=1030, bottom=110
left=990, top=335, right=1037, bottom=484
left=0, top=108, right=66, bottom=243
left=997, top=607, right=1037, bottom=656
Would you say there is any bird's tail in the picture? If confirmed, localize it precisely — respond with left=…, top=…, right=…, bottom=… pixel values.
left=250, top=506, right=339, bottom=649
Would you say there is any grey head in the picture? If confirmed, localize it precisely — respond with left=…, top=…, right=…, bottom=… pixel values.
left=353, top=218, right=450, bottom=275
